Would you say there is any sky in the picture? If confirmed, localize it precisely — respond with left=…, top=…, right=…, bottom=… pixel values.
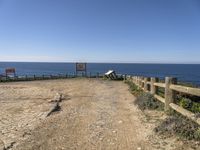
left=0, top=0, right=200, bottom=63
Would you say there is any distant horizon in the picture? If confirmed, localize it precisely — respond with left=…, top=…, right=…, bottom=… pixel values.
left=1, top=60, right=200, bottom=86
left=0, top=61, right=200, bottom=65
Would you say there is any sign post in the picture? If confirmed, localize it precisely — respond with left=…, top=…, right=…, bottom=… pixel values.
left=5, top=68, right=16, bottom=77
left=76, top=63, right=87, bottom=77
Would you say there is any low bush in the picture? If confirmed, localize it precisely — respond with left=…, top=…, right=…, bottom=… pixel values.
left=135, top=93, right=164, bottom=111
left=154, top=112, right=200, bottom=141
left=125, top=80, right=164, bottom=111
left=124, top=80, right=143, bottom=96
left=179, top=98, right=200, bottom=113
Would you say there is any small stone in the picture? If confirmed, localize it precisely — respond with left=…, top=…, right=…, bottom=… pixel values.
left=162, top=142, right=168, bottom=146
left=137, top=147, right=142, bottom=150
left=118, top=120, right=123, bottom=124
left=110, top=142, right=115, bottom=145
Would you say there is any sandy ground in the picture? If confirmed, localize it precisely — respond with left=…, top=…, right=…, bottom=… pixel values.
left=0, top=78, right=198, bottom=150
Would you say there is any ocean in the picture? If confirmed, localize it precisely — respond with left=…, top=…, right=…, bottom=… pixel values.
left=0, top=62, right=200, bottom=86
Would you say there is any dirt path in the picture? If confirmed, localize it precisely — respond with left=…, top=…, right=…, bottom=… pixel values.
left=0, top=79, right=193, bottom=150
left=5, top=79, right=152, bottom=150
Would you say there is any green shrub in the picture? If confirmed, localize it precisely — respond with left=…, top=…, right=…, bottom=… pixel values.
left=179, top=98, right=192, bottom=109
left=125, top=80, right=143, bottom=96
left=179, top=98, right=200, bottom=113
left=191, top=103, right=200, bottom=113
left=135, top=93, right=164, bottom=111
left=194, top=128, right=200, bottom=140
left=125, top=80, right=164, bottom=111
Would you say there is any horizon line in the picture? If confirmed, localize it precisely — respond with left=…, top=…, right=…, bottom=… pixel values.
left=0, top=61, right=200, bottom=65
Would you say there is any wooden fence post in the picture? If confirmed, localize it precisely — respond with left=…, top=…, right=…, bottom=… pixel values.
left=139, top=77, right=142, bottom=88
left=126, top=74, right=128, bottom=81
left=89, top=72, right=91, bottom=78
left=144, top=77, right=148, bottom=91
left=140, top=77, right=143, bottom=88
left=132, top=76, right=134, bottom=83
left=150, top=77, right=158, bottom=95
left=165, top=77, right=177, bottom=112
left=135, top=76, right=137, bottom=85
left=133, top=76, right=136, bottom=84
left=138, top=76, right=140, bottom=86
left=97, top=72, right=99, bottom=78
left=138, top=77, right=141, bottom=87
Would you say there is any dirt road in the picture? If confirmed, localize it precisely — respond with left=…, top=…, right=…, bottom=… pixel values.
left=0, top=79, right=193, bottom=150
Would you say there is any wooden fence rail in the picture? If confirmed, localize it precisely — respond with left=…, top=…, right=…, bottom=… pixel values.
left=127, top=75, right=200, bottom=125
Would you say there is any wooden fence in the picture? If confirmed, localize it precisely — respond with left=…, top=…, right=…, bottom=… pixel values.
left=126, top=76, right=200, bottom=125
left=0, top=72, right=103, bottom=82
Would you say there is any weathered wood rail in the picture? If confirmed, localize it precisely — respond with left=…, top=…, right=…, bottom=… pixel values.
left=126, top=75, right=200, bottom=125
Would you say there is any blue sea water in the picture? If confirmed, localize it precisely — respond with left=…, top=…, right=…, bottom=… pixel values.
left=0, top=62, right=200, bottom=86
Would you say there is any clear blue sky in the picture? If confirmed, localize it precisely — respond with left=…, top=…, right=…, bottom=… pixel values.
left=0, top=0, right=200, bottom=63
